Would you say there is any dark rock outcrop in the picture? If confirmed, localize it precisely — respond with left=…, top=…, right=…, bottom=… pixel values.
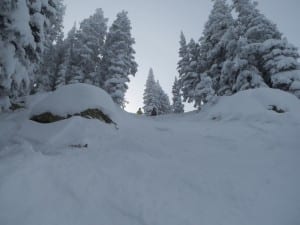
left=30, top=108, right=115, bottom=124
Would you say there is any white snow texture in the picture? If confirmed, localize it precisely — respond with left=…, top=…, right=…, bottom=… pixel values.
left=0, top=84, right=299, bottom=225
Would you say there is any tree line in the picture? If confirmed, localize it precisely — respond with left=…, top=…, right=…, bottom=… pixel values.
left=1, top=0, right=299, bottom=114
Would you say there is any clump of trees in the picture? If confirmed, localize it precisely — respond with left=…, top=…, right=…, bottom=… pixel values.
left=0, top=1, right=137, bottom=110
left=1, top=0, right=299, bottom=113
left=0, top=0, right=65, bottom=109
left=178, top=0, right=300, bottom=109
left=143, top=68, right=171, bottom=116
left=36, top=9, right=138, bottom=108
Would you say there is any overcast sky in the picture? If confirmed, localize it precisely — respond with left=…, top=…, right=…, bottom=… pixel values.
left=63, top=0, right=300, bottom=112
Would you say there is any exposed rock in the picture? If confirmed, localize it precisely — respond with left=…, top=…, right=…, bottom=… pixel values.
left=76, top=108, right=114, bottom=124
left=30, top=112, right=64, bottom=123
left=268, top=105, right=285, bottom=113
left=30, top=108, right=116, bottom=125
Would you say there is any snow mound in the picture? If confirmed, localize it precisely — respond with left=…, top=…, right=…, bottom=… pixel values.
left=30, top=84, right=118, bottom=120
left=205, top=88, right=300, bottom=122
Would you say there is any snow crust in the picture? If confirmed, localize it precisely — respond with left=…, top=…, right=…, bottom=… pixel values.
left=0, top=87, right=300, bottom=225
left=30, top=83, right=118, bottom=119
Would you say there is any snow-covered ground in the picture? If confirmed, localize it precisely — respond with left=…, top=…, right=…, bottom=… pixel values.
left=0, top=85, right=299, bottom=225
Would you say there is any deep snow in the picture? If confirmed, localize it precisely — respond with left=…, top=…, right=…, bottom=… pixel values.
left=0, top=85, right=299, bottom=225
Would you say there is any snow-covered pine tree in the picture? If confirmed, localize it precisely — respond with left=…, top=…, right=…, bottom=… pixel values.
left=0, top=0, right=32, bottom=107
left=261, top=39, right=299, bottom=78
left=143, top=69, right=171, bottom=115
left=34, top=44, right=55, bottom=92
left=51, top=38, right=67, bottom=90
left=101, top=11, right=138, bottom=107
left=213, top=0, right=272, bottom=94
left=177, top=0, right=234, bottom=109
left=34, top=0, right=65, bottom=92
left=76, top=8, right=108, bottom=86
left=143, top=68, right=159, bottom=116
left=0, top=0, right=61, bottom=109
left=161, top=92, right=172, bottom=114
left=156, top=80, right=171, bottom=115
left=194, top=73, right=215, bottom=107
left=178, top=38, right=200, bottom=106
left=198, top=0, right=234, bottom=94
left=36, top=37, right=67, bottom=92
left=223, top=36, right=267, bottom=93
left=63, top=24, right=84, bottom=85
left=171, top=77, right=184, bottom=113
left=233, top=0, right=281, bottom=44
left=177, top=32, right=190, bottom=81
left=233, top=0, right=300, bottom=95
left=44, top=0, right=65, bottom=47
left=261, top=39, right=300, bottom=97
left=218, top=26, right=238, bottom=96
left=233, top=0, right=280, bottom=85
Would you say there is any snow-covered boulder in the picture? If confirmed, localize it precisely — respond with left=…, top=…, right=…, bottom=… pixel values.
left=205, top=88, right=300, bottom=122
left=30, top=84, right=118, bottom=124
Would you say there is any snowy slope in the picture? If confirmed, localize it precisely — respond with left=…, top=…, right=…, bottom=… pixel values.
left=0, top=85, right=300, bottom=225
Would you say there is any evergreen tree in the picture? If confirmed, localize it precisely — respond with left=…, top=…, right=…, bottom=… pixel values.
left=199, top=0, right=234, bottom=93
left=177, top=0, right=234, bottom=108
left=51, top=38, right=67, bottom=90
left=35, top=33, right=67, bottom=92
left=261, top=39, right=299, bottom=77
left=34, top=0, right=65, bottom=92
left=44, top=0, right=66, bottom=47
left=156, top=80, right=171, bottom=115
left=102, top=11, right=138, bottom=106
left=233, top=0, right=281, bottom=44
left=221, top=33, right=267, bottom=94
left=215, top=0, right=274, bottom=94
left=233, top=0, right=280, bottom=85
left=178, top=38, right=200, bottom=105
left=194, top=73, right=215, bottom=107
left=143, top=69, right=171, bottom=116
left=0, top=0, right=61, bottom=109
left=64, top=25, right=83, bottom=85
left=233, top=0, right=300, bottom=92
left=260, top=39, right=300, bottom=96
left=76, top=8, right=108, bottom=86
left=177, top=32, right=190, bottom=81
left=143, top=68, right=158, bottom=115
left=172, top=77, right=184, bottom=113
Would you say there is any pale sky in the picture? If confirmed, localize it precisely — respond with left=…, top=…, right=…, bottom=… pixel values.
left=63, top=0, right=300, bottom=113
